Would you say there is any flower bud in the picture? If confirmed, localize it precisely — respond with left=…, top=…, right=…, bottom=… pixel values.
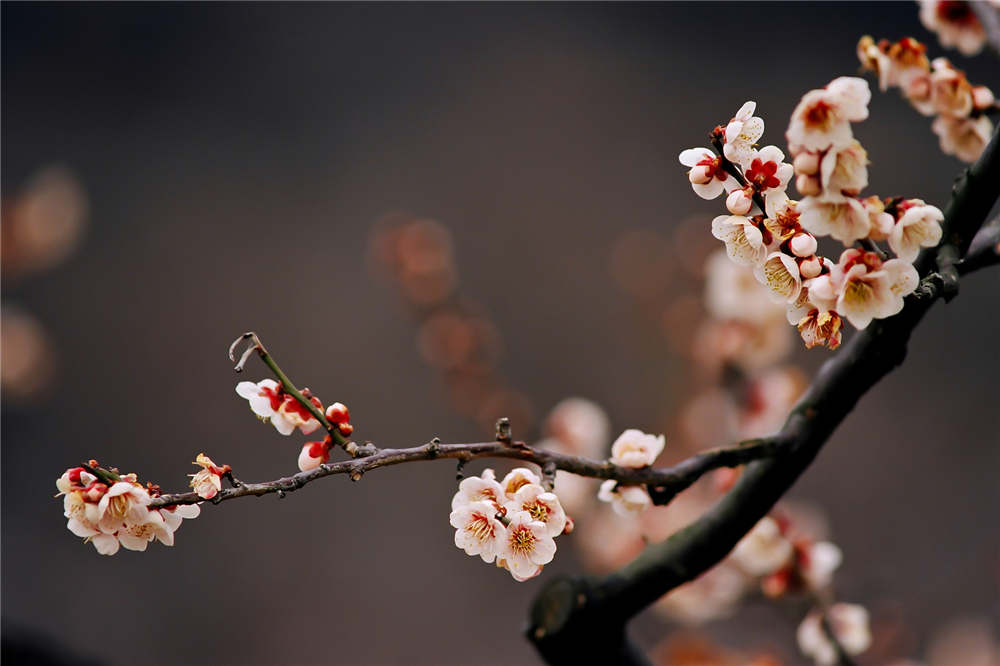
left=793, top=151, right=820, bottom=175
left=688, top=164, right=712, bottom=185
left=325, top=402, right=350, bottom=425
left=799, top=255, right=823, bottom=279
left=726, top=189, right=753, bottom=215
left=790, top=233, right=818, bottom=257
left=796, top=174, right=821, bottom=196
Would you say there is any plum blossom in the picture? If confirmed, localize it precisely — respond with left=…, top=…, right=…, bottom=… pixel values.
left=808, top=249, right=919, bottom=329
left=500, top=467, right=542, bottom=499
left=919, top=0, right=987, bottom=56
left=798, top=603, right=872, bottom=666
left=786, top=78, right=870, bottom=153
left=497, top=510, right=557, bottom=580
left=889, top=199, right=944, bottom=262
left=745, top=145, right=794, bottom=203
left=798, top=196, right=871, bottom=245
left=800, top=541, right=843, bottom=591
left=96, top=479, right=152, bottom=534
left=723, top=101, right=765, bottom=168
left=731, top=516, right=794, bottom=576
left=711, top=215, right=768, bottom=266
left=932, top=113, right=994, bottom=163
left=610, top=429, right=665, bottom=468
left=797, top=309, right=844, bottom=350
left=679, top=147, right=738, bottom=200
left=449, top=500, right=507, bottom=563
left=452, top=469, right=505, bottom=510
left=819, top=140, right=869, bottom=196
left=118, top=508, right=176, bottom=551
left=510, top=484, right=567, bottom=537
left=598, top=480, right=651, bottom=516
left=924, top=57, right=974, bottom=117
left=236, top=378, right=322, bottom=436
left=861, top=195, right=896, bottom=241
left=159, top=503, right=201, bottom=532
left=753, top=252, right=803, bottom=304
left=189, top=453, right=230, bottom=500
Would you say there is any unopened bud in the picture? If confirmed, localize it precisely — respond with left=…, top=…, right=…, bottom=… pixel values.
left=793, top=151, right=820, bottom=175
left=790, top=233, right=818, bottom=258
left=726, top=189, right=753, bottom=215
left=688, top=164, right=712, bottom=185
left=796, top=174, right=821, bottom=196
left=799, top=255, right=823, bottom=279
left=325, top=402, right=350, bottom=425
left=972, top=85, right=995, bottom=110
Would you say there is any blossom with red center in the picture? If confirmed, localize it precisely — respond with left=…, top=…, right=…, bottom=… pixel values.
left=919, top=0, right=987, bottom=56
left=451, top=469, right=505, bottom=511
left=746, top=157, right=780, bottom=191
left=787, top=77, right=870, bottom=153
left=508, top=484, right=567, bottom=538
left=450, top=500, right=508, bottom=563
left=679, top=147, right=737, bottom=200
left=497, top=510, right=556, bottom=580
left=796, top=309, right=844, bottom=350
left=235, top=378, right=322, bottom=435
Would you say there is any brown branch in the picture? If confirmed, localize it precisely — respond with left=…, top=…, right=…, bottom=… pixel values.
left=150, top=436, right=783, bottom=508
left=525, top=124, right=1000, bottom=664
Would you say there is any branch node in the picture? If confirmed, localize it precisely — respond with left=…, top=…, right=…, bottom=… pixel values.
left=276, top=489, right=286, bottom=499
left=542, top=461, right=557, bottom=491
left=349, top=469, right=364, bottom=483
left=456, top=459, right=467, bottom=481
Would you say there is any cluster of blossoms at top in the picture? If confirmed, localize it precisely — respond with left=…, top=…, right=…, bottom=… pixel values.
left=56, top=463, right=199, bottom=555
left=681, top=77, right=943, bottom=351
left=918, top=0, right=992, bottom=56
left=858, top=34, right=996, bottom=162
left=236, top=378, right=356, bottom=474
left=449, top=467, right=569, bottom=581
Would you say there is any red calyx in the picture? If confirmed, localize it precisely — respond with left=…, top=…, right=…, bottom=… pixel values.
left=337, top=422, right=354, bottom=437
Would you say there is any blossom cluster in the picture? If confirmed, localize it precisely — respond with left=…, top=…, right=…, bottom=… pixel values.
left=236, top=378, right=356, bottom=473
left=681, top=78, right=943, bottom=351
left=56, top=464, right=199, bottom=556
left=449, top=467, right=568, bottom=581
left=918, top=0, right=989, bottom=56
left=858, top=35, right=996, bottom=162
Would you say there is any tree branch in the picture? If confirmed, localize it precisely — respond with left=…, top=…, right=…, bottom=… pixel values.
left=525, top=125, right=1000, bottom=664
left=149, top=436, right=782, bottom=508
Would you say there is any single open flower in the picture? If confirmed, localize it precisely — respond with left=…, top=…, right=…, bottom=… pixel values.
left=500, top=467, right=542, bottom=499
left=96, top=480, right=151, bottom=534
left=189, top=453, right=230, bottom=500
left=711, top=215, right=768, bottom=267
left=889, top=200, right=944, bottom=262
left=598, top=480, right=651, bottom=516
left=731, top=516, right=794, bottom=577
left=679, top=147, right=738, bottom=199
left=118, top=508, right=176, bottom=551
left=610, top=429, right=665, bottom=468
left=450, top=500, right=508, bottom=563
left=919, top=0, right=987, bottom=56
left=509, top=484, right=567, bottom=538
left=497, top=510, right=557, bottom=579
left=798, top=603, right=872, bottom=666
left=452, top=470, right=506, bottom=511
left=723, top=101, right=765, bottom=169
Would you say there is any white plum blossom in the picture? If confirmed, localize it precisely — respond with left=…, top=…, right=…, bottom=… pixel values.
left=236, top=378, right=322, bottom=436
left=787, top=78, right=870, bottom=153
left=807, top=249, right=919, bottom=329
left=819, top=140, right=869, bottom=196
left=798, top=196, right=871, bottom=245
left=159, top=503, right=201, bottom=533
left=798, top=603, right=872, bottom=666
left=731, top=516, right=794, bottom=576
left=679, top=147, right=738, bottom=200
left=452, top=469, right=506, bottom=510
left=189, top=452, right=229, bottom=500
left=509, top=484, right=567, bottom=538
left=753, top=252, right=803, bottom=304
left=497, top=510, right=557, bottom=580
left=889, top=200, right=944, bottom=262
left=801, top=541, right=843, bottom=591
left=610, top=429, right=665, bottom=468
left=723, top=101, right=765, bottom=168
left=500, top=467, right=542, bottom=499
left=598, top=480, right=651, bottom=516
left=711, top=215, right=768, bottom=266
left=704, top=249, right=787, bottom=325
left=745, top=145, right=794, bottom=201
left=932, top=113, right=994, bottom=163
left=450, top=500, right=507, bottom=563
left=797, top=309, right=845, bottom=351
left=118, top=508, right=175, bottom=551
left=919, top=0, right=987, bottom=56
left=96, top=480, right=152, bottom=534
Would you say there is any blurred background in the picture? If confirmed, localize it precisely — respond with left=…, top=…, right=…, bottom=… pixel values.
left=3, top=2, right=998, bottom=664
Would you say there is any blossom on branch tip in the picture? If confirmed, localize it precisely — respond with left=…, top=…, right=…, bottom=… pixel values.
left=610, top=429, right=665, bottom=468
left=497, top=510, right=556, bottom=580
left=598, top=480, right=651, bottom=516
left=679, top=147, right=737, bottom=200
left=723, top=101, right=765, bottom=169
left=189, top=453, right=230, bottom=500
left=797, top=603, right=872, bottom=666
left=235, top=378, right=323, bottom=436
left=450, top=500, right=508, bottom=563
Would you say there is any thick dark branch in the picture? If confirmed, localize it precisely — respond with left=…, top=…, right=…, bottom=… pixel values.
left=150, top=437, right=781, bottom=508
left=526, top=125, right=1000, bottom=665
left=958, top=215, right=1000, bottom=275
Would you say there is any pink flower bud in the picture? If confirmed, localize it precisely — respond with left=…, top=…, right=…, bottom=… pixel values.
left=799, top=256, right=823, bottom=279
left=726, top=189, right=753, bottom=215
left=298, top=441, right=331, bottom=472
left=793, top=151, right=820, bottom=175
left=790, top=233, right=818, bottom=257
left=972, top=85, right=994, bottom=110
left=796, top=174, right=822, bottom=196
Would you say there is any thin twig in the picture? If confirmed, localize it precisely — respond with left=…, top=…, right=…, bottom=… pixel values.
left=150, top=437, right=782, bottom=508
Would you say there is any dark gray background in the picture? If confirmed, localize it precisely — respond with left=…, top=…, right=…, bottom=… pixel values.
left=3, top=3, right=998, bottom=664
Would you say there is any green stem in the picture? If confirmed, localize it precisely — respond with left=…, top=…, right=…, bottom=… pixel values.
left=256, top=347, right=347, bottom=447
